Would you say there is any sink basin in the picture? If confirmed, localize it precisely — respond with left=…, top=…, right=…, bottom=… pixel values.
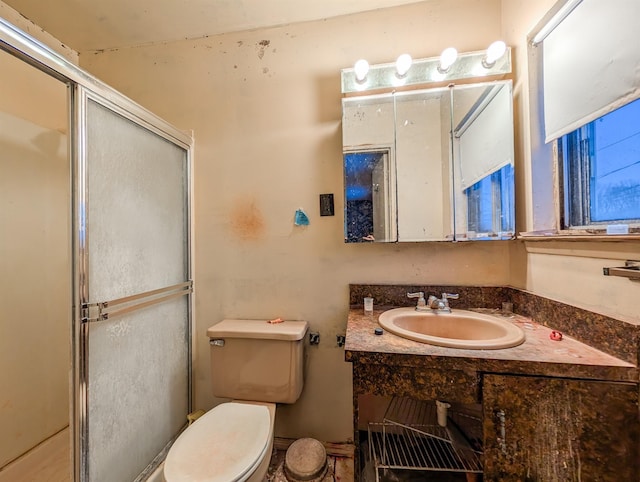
left=378, top=307, right=525, bottom=349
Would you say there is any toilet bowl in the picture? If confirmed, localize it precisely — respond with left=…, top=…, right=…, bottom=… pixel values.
left=163, top=319, right=308, bottom=482
left=164, top=401, right=275, bottom=482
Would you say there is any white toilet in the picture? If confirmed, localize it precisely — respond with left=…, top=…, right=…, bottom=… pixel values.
left=163, top=318, right=308, bottom=482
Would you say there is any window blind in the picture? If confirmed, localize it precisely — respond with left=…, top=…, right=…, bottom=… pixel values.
left=456, top=83, right=514, bottom=190
left=542, top=0, right=640, bottom=142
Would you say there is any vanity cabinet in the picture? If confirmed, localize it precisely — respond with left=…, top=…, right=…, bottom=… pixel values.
left=482, top=374, right=640, bottom=481
left=346, top=300, right=640, bottom=481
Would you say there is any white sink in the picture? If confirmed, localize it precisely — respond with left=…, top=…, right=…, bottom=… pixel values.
left=378, top=307, right=525, bottom=349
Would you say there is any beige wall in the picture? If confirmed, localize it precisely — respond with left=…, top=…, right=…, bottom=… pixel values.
left=80, top=0, right=511, bottom=442
left=4, top=0, right=634, bottom=449
left=501, top=0, right=640, bottom=324
left=0, top=0, right=78, bottom=64
left=0, top=49, right=70, bottom=467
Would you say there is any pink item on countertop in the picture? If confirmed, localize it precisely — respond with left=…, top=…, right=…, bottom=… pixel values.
left=550, top=330, right=563, bottom=341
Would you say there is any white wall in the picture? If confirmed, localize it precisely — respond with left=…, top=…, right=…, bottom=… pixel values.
left=80, top=0, right=509, bottom=442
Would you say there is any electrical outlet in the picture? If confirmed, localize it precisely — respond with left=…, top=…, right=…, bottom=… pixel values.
left=309, top=332, right=320, bottom=345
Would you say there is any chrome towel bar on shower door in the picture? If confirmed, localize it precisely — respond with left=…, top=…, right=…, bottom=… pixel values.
left=81, top=281, right=193, bottom=323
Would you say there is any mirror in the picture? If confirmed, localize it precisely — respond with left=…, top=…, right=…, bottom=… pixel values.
left=342, top=80, right=514, bottom=243
left=343, top=94, right=397, bottom=242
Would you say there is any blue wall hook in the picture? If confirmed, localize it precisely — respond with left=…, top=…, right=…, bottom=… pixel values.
left=294, top=208, right=310, bottom=226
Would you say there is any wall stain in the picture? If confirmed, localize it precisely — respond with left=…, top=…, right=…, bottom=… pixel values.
left=256, top=39, right=270, bottom=59
left=229, top=199, right=266, bottom=241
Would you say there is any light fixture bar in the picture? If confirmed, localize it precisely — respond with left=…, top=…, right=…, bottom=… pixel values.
left=341, top=47, right=511, bottom=94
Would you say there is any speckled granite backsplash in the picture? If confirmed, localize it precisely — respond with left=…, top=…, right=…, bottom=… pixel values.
left=350, top=284, right=640, bottom=365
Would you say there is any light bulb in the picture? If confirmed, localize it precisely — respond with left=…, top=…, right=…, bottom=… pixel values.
left=438, top=47, right=458, bottom=72
left=395, top=53, right=412, bottom=77
left=354, top=59, right=369, bottom=82
left=483, top=40, right=507, bottom=68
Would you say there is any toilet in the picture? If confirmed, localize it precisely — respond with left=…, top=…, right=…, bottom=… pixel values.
left=163, top=318, right=309, bottom=482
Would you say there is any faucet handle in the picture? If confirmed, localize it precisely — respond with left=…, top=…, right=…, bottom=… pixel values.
left=407, top=291, right=426, bottom=307
left=442, top=293, right=459, bottom=301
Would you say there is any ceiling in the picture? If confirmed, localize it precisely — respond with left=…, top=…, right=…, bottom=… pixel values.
left=3, top=0, right=423, bottom=52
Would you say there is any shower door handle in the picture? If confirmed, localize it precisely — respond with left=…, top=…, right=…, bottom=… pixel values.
left=81, top=281, right=192, bottom=323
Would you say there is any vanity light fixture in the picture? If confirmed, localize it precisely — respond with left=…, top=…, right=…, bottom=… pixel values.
left=341, top=44, right=511, bottom=94
left=531, top=0, right=583, bottom=45
left=354, top=59, right=369, bottom=83
left=438, top=47, right=458, bottom=73
left=395, top=53, right=413, bottom=77
left=482, top=40, right=507, bottom=68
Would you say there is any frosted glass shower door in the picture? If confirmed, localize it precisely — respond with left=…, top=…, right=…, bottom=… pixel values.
left=80, top=95, right=191, bottom=482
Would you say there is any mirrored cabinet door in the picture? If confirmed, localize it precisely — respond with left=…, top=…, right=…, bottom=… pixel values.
left=394, top=88, right=453, bottom=242
left=452, top=82, right=515, bottom=240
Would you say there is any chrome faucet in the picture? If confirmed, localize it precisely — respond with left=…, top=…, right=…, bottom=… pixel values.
left=407, top=292, right=429, bottom=311
left=427, top=293, right=459, bottom=313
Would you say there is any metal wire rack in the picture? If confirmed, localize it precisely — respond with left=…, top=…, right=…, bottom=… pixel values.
left=367, top=397, right=483, bottom=480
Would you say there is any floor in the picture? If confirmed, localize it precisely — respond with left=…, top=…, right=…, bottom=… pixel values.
left=0, top=429, right=353, bottom=482
left=0, top=428, right=71, bottom=482
left=0, top=436, right=468, bottom=482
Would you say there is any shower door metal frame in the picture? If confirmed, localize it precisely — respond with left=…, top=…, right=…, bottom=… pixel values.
left=0, top=17, right=195, bottom=482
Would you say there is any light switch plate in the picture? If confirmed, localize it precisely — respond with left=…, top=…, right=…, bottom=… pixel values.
left=319, top=193, right=334, bottom=216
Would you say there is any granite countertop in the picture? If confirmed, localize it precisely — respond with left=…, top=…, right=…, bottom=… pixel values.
left=344, top=307, right=638, bottom=382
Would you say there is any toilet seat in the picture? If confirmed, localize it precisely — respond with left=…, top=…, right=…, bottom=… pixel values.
left=164, top=402, right=273, bottom=482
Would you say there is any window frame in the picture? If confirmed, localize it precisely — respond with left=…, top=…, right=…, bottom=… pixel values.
left=558, top=120, right=640, bottom=233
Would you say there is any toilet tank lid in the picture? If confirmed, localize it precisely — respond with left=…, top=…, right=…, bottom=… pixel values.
left=207, top=319, right=308, bottom=341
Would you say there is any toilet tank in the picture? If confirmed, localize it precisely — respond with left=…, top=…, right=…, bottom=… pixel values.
left=207, top=319, right=308, bottom=404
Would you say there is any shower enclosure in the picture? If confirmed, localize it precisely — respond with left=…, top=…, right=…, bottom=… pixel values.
left=0, top=17, right=193, bottom=482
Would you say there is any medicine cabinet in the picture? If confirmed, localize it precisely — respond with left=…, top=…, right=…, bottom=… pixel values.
left=343, top=80, right=514, bottom=243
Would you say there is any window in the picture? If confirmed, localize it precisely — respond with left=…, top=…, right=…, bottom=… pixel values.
left=531, top=0, right=640, bottom=234
left=465, top=164, right=514, bottom=237
left=560, top=98, right=640, bottom=229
